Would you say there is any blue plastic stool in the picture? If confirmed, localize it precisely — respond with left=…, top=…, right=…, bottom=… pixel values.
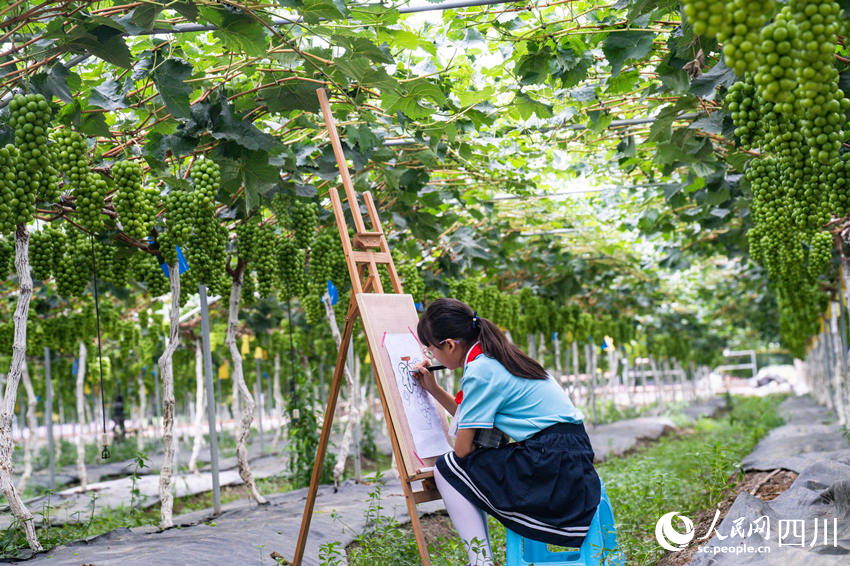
left=505, top=478, right=624, bottom=566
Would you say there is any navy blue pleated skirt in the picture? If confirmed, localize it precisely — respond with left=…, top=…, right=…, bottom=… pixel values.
left=436, top=421, right=601, bottom=548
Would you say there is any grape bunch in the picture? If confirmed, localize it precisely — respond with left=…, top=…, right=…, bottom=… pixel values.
left=725, top=76, right=762, bottom=148
left=185, top=214, right=228, bottom=287
left=94, top=239, right=131, bottom=287
left=0, top=238, right=14, bottom=278
left=236, top=216, right=262, bottom=262
left=0, top=145, right=26, bottom=233
left=754, top=11, right=798, bottom=113
left=55, top=227, right=90, bottom=297
left=29, top=227, right=57, bottom=280
left=113, top=160, right=157, bottom=239
left=278, top=237, right=305, bottom=299
left=290, top=201, right=318, bottom=249
left=307, top=229, right=336, bottom=287
left=241, top=270, right=257, bottom=307
left=8, top=93, right=52, bottom=209
left=255, top=228, right=279, bottom=298
left=190, top=158, right=220, bottom=212
left=399, top=263, right=424, bottom=299
left=164, top=188, right=195, bottom=246
left=682, top=0, right=729, bottom=38
left=828, top=157, right=850, bottom=217
left=51, top=129, right=88, bottom=187
left=300, top=290, right=324, bottom=326
left=807, top=231, right=833, bottom=278
left=270, top=193, right=291, bottom=228
left=210, top=271, right=232, bottom=299
left=129, top=251, right=170, bottom=297
left=721, top=0, right=775, bottom=76
left=74, top=173, right=109, bottom=231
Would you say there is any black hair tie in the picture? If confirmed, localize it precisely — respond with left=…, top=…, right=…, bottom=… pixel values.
left=472, top=311, right=479, bottom=329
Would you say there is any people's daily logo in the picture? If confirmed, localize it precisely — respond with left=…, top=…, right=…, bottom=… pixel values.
left=655, top=511, right=695, bottom=551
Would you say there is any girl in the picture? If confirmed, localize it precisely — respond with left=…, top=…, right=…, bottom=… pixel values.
left=414, top=298, right=600, bottom=566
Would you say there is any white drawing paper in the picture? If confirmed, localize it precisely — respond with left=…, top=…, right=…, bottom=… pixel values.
left=384, top=333, right=452, bottom=459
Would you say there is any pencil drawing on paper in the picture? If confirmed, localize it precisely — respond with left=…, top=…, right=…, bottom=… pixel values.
left=384, top=333, right=452, bottom=458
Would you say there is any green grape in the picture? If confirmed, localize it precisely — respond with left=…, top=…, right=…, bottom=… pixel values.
left=185, top=214, right=228, bottom=288
left=190, top=158, right=220, bottom=213
left=51, top=128, right=88, bottom=188
left=55, top=227, right=90, bottom=298
left=236, top=216, right=262, bottom=262
left=0, top=237, right=14, bottom=278
left=683, top=0, right=730, bottom=38
left=157, top=231, right=179, bottom=268
left=73, top=172, right=109, bottom=231
left=725, top=76, right=763, bottom=148
left=8, top=93, right=57, bottom=209
left=300, top=282, right=324, bottom=325
left=255, top=228, right=279, bottom=298
left=0, top=145, right=26, bottom=233
left=753, top=10, right=798, bottom=113
left=241, top=270, right=257, bottom=307
left=210, top=271, right=232, bottom=298
left=270, top=193, right=291, bottom=228
left=291, top=201, right=318, bottom=249
left=129, top=251, right=170, bottom=297
left=278, top=237, right=306, bottom=299
left=29, top=226, right=56, bottom=280
left=308, top=229, right=346, bottom=291
left=113, top=160, right=157, bottom=239
left=807, top=230, right=833, bottom=278
left=163, top=188, right=195, bottom=246
left=722, top=0, right=775, bottom=76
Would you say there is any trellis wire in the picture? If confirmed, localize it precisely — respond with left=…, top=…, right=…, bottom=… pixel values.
left=89, top=233, right=110, bottom=459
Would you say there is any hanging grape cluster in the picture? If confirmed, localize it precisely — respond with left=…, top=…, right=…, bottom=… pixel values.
left=55, top=226, right=90, bottom=298
left=163, top=188, right=195, bottom=248
left=682, top=0, right=729, bottom=38
left=129, top=251, right=170, bottom=297
left=0, top=145, right=27, bottom=233
left=29, top=227, right=56, bottom=280
left=8, top=93, right=60, bottom=207
left=190, top=158, right=220, bottom=213
left=722, top=0, right=850, bottom=355
left=0, top=238, right=14, bottom=277
left=291, top=201, right=318, bottom=249
left=255, top=228, right=279, bottom=298
left=270, top=193, right=291, bottom=228
left=185, top=215, right=228, bottom=288
left=278, top=237, right=305, bottom=300
left=51, top=129, right=88, bottom=187
left=721, top=0, right=776, bottom=76
left=74, top=173, right=109, bottom=232
left=113, top=160, right=157, bottom=239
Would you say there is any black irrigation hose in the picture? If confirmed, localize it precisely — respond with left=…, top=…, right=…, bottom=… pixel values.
left=286, top=296, right=298, bottom=420
left=89, top=234, right=110, bottom=460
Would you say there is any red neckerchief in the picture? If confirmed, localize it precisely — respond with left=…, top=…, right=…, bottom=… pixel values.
left=454, top=341, right=483, bottom=405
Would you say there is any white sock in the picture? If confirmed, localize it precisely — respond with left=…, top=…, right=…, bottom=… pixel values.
left=434, top=464, right=494, bottom=566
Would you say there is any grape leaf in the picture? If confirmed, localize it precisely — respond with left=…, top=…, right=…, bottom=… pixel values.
left=602, top=31, right=655, bottom=78
left=151, top=58, right=193, bottom=119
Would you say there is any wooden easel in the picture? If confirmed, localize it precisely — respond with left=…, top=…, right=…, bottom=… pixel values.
left=291, top=88, right=444, bottom=566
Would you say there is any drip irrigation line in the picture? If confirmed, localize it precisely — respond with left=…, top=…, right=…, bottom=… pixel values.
left=89, top=233, right=110, bottom=459
left=286, top=296, right=297, bottom=419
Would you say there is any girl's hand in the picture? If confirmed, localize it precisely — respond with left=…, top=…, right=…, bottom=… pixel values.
left=412, top=361, right=438, bottom=394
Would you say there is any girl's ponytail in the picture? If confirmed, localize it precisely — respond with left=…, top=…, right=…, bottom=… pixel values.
left=418, top=298, right=548, bottom=380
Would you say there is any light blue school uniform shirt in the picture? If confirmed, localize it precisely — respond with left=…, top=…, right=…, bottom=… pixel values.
left=455, top=353, right=584, bottom=442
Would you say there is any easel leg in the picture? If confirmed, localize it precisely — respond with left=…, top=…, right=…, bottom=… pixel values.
left=370, top=361, right=433, bottom=566
left=292, top=298, right=359, bottom=566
